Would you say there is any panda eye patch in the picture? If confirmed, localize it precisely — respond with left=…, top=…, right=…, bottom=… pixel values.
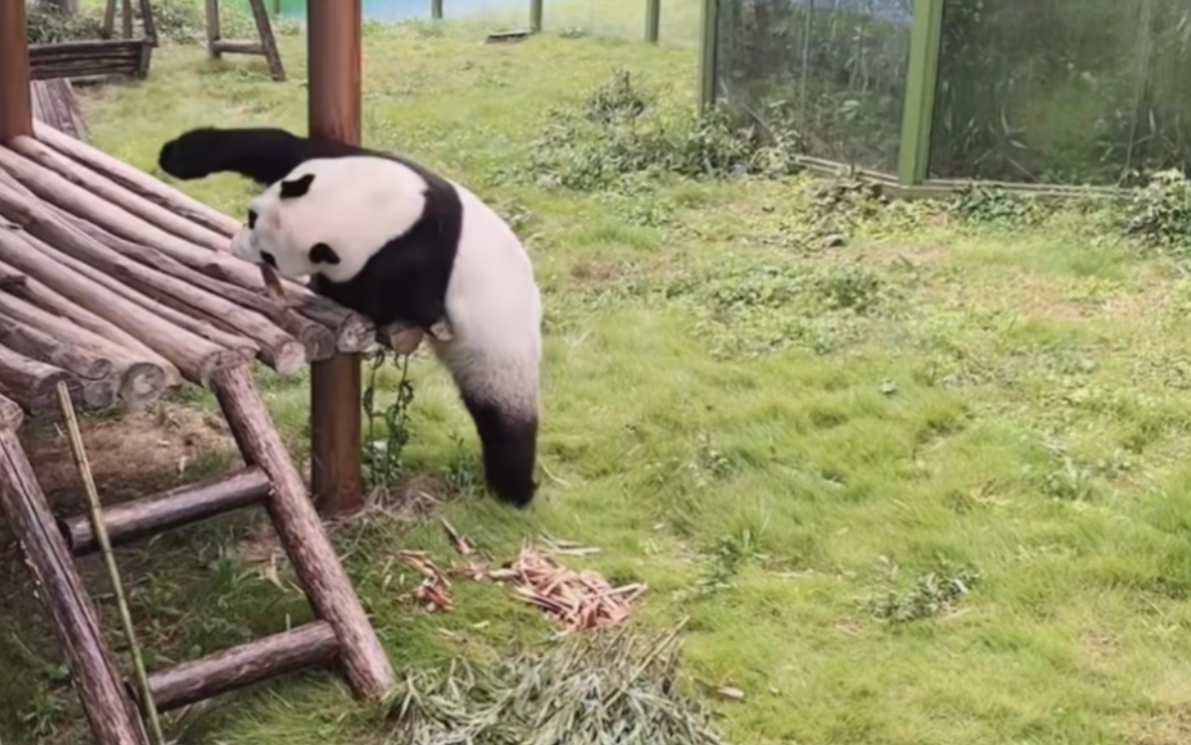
left=247, top=209, right=258, bottom=229
left=260, top=251, right=278, bottom=268
left=280, top=173, right=316, bottom=199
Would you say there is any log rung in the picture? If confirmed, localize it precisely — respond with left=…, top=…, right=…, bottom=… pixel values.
left=134, top=620, right=340, bottom=712
left=211, top=40, right=266, bottom=55
left=57, top=465, right=271, bottom=555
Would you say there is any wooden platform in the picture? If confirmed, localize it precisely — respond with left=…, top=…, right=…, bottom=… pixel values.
left=0, top=119, right=375, bottom=415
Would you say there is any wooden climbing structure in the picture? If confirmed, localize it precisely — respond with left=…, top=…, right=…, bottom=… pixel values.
left=205, top=0, right=287, bottom=81
left=0, top=1, right=389, bottom=743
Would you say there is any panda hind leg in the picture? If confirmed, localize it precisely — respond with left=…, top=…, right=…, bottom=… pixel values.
left=459, top=393, right=538, bottom=508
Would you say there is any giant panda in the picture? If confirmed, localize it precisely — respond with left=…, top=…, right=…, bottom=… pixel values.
left=157, top=126, right=543, bottom=508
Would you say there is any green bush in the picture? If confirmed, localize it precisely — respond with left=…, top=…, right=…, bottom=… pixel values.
left=26, top=3, right=104, bottom=43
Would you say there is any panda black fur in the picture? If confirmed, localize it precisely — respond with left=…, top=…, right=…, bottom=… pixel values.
left=158, top=126, right=542, bottom=508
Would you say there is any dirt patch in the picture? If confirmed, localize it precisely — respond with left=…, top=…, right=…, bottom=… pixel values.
left=234, top=473, right=448, bottom=568
left=15, top=398, right=237, bottom=518
left=1124, top=711, right=1191, bottom=745
left=570, top=256, right=629, bottom=285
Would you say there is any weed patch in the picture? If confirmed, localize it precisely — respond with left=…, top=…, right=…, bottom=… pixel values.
left=947, top=184, right=1057, bottom=228
left=1115, top=168, right=1191, bottom=252
left=525, top=69, right=801, bottom=190
left=867, top=560, right=982, bottom=624
left=655, top=255, right=912, bottom=358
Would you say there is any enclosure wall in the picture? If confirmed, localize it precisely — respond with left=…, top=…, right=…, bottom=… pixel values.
left=710, top=0, right=914, bottom=176
left=928, top=0, right=1191, bottom=185
left=709, top=0, right=1191, bottom=187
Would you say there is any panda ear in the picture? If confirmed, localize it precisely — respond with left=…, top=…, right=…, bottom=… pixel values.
left=308, top=242, right=341, bottom=265
left=279, top=173, right=316, bottom=199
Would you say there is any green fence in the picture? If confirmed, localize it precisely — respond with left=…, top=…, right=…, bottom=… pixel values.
left=702, top=0, right=1191, bottom=190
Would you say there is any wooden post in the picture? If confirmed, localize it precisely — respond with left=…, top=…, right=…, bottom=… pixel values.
left=0, top=0, right=33, bottom=142
left=212, top=364, right=394, bottom=700
left=307, top=0, right=364, bottom=515
left=205, top=0, right=222, bottom=59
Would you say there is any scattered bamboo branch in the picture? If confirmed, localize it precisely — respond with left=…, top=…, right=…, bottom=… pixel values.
left=488, top=541, right=648, bottom=635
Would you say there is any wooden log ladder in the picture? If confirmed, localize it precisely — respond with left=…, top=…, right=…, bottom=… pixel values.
left=0, top=124, right=393, bottom=745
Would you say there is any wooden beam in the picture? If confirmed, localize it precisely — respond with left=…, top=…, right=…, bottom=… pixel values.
left=59, top=466, right=272, bottom=555
left=210, top=40, right=264, bottom=55
left=212, top=364, right=395, bottom=700
left=139, top=621, right=339, bottom=712
left=0, top=0, right=33, bottom=141
left=307, top=0, right=364, bottom=515
left=33, top=119, right=240, bottom=237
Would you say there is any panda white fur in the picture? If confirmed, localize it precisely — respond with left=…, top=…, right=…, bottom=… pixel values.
left=157, top=126, right=542, bottom=508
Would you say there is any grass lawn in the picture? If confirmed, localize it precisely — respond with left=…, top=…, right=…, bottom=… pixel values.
left=6, top=14, right=1191, bottom=745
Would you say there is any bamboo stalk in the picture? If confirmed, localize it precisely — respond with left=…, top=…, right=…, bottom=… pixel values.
left=55, top=382, right=166, bottom=745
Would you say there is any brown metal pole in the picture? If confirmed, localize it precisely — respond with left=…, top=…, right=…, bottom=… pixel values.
left=307, top=0, right=364, bottom=515
left=0, top=0, right=33, bottom=142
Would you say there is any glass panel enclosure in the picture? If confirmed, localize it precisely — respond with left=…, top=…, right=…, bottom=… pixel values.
left=715, top=0, right=914, bottom=174
left=929, top=0, right=1191, bottom=185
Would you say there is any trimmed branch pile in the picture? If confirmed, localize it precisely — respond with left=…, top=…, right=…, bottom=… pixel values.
left=386, top=621, right=732, bottom=745
left=0, top=123, right=376, bottom=419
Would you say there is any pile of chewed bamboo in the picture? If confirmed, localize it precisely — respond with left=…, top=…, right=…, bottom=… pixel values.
left=0, top=121, right=374, bottom=419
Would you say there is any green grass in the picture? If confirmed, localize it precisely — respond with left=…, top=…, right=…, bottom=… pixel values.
left=5, top=18, right=1191, bottom=745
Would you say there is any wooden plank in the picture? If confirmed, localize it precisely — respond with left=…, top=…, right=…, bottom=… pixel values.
left=210, top=40, right=264, bottom=55
left=33, top=118, right=240, bottom=237
left=0, top=342, right=83, bottom=414
left=0, top=284, right=167, bottom=409
left=11, top=135, right=225, bottom=250
left=0, top=316, right=118, bottom=409
left=30, top=80, right=89, bottom=143
left=0, top=206, right=239, bottom=387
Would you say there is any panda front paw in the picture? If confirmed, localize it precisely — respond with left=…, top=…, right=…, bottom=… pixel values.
left=381, top=318, right=455, bottom=355
left=428, top=319, right=454, bottom=342
left=384, top=323, right=426, bottom=356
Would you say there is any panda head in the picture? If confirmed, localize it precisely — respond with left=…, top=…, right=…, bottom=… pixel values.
left=231, top=156, right=429, bottom=284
